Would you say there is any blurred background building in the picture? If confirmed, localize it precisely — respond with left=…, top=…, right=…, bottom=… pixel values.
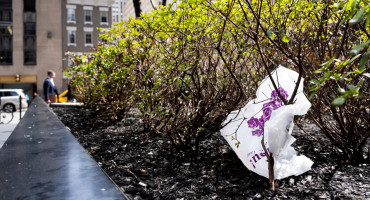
left=0, top=0, right=62, bottom=100
left=0, top=0, right=180, bottom=100
left=0, top=0, right=114, bottom=99
left=62, top=0, right=114, bottom=91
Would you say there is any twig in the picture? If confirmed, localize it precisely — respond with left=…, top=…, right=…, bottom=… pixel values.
left=111, top=160, right=138, bottom=179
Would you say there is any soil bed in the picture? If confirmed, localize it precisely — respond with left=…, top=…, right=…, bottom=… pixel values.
left=52, top=107, right=370, bottom=199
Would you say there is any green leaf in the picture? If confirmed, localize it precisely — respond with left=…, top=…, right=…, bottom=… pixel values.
left=358, top=92, right=364, bottom=98
left=338, top=88, right=346, bottom=94
left=281, top=33, right=290, bottom=43
left=367, top=7, right=370, bottom=27
left=348, top=54, right=362, bottom=64
left=359, top=51, right=370, bottom=71
left=357, top=79, right=365, bottom=87
left=332, top=96, right=346, bottom=106
left=309, top=92, right=316, bottom=100
left=347, top=84, right=356, bottom=91
left=349, top=40, right=370, bottom=55
left=310, top=79, right=319, bottom=84
left=349, top=7, right=367, bottom=24
left=267, top=30, right=276, bottom=39
left=345, top=0, right=356, bottom=11
left=321, top=57, right=335, bottom=67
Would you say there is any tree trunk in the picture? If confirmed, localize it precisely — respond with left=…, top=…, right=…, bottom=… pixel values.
left=162, top=0, right=167, bottom=5
left=133, top=0, right=141, bottom=18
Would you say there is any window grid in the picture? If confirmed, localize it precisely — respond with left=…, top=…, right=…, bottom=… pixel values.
left=67, top=8, right=75, bottom=23
left=85, top=32, right=93, bottom=47
left=100, top=11, right=108, bottom=25
left=68, top=30, right=76, bottom=46
left=84, top=10, right=92, bottom=24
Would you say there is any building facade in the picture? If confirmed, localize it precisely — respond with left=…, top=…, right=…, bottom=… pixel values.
left=113, top=0, right=177, bottom=23
left=0, top=0, right=114, bottom=99
left=0, top=0, right=63, bottom=99
left=112, top=0, right=125, bottom=24
left=62, top=0, right=114, bottom=91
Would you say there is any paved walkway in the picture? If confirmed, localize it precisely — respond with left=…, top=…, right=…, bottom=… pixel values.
left=0, top=109, right=26, bottom=149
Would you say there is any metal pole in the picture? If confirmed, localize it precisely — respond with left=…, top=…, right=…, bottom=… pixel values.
left=19, top=95, right=22, bottom=120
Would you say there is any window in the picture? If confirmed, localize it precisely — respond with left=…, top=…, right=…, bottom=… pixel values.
left=84, top=6, right=93, bottom=24
left=24, top=36, right=36, bottom=50
left=84, top=27, right=93, bottom=47
left=99, top=7, right=109, bottom=25
left=67, top=26, right=77, bottom=46
left=68, top=30, right=76, bottom=45
left=24, top=23, right=36, bottom=35
left=0, top=10, right=12, bottom=22
left=23, top=0, right=36, bottom=65
left=0, top=0, right=12, bottom=65
left=67, top=5, right=76, bottom=23
left=0, top=25, right=12, bottom=65
left=85, top=32, right=92, bottom=46
left=84, top=10, right=92, bottom=23
left=3, top=91, right=18, bottom=96
left=24, top=51, right=36, bottom=65
left=101, top=11, right=108, bottom=23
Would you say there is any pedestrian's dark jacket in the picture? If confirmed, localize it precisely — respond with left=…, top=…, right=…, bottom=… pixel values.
left=43, top=78, right=58, bottom=101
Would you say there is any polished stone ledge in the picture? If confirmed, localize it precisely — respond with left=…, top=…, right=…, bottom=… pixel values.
left=0, top=96, right=127, bottom=200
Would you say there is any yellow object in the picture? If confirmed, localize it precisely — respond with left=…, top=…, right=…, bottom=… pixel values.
left=58, top=90, right=69, bottom=103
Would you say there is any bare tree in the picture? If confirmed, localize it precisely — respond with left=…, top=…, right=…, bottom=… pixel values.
left=151, top=0, right=167, bottom=9
left=133, top=0, right=141, bottom=17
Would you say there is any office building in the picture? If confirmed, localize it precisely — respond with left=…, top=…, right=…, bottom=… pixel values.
left=0, top=0, right=114, bottom=99
left=0, top=0, right=62, bottom=99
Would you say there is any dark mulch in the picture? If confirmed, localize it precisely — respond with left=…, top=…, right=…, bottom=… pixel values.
left=52, top=107, right=370, bottom=199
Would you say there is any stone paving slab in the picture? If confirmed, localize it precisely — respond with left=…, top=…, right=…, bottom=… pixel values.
left=0, top=96, right=127, bottom=200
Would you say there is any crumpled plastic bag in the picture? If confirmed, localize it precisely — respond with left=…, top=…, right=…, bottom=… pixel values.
left=220, top=66, right=313, bottom=179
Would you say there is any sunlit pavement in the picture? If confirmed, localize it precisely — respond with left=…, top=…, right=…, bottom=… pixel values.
left=0, top=109, right=27, bottom=149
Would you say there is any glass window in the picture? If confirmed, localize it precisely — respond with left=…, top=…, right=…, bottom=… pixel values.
left=85, top=32, right=92, bottom=45
left=0, top=50, right=12, bottom=64
left=0, top=10, right=12, bottom=22
left=4, top=91, right=19, bottom=96
left=67, top=8, right=75, bottom=22
left=24, top=36, right=36, bottom=50
left=68, top=30, right=75, bottom=44
left=24, top=23, right=36, bottom=35
left=85, top=10, right=92, bottom=22
left=0, top=0, right=12, bottom=65
left=100, top=11, right=108, bottom=23
left=24, top=50, right=36, bottom=65
left=23, top=12, right=36, bottom=23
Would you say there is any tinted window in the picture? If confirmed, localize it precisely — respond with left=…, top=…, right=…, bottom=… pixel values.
left=4, top=91, right=18, bottom=96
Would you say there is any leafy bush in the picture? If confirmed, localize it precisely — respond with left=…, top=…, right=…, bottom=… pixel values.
left=68, top=0, right=264, bottom=155
left=217, top=0, right=369, bottom=163
left=69, top=0, right=369, bottom=162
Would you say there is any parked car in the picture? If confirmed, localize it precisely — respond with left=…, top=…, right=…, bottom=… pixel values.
left=0, top=89, right=28, bottom=112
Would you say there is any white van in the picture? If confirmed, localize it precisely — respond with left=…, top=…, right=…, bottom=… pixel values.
left=0, top=89, right=28, bottom=112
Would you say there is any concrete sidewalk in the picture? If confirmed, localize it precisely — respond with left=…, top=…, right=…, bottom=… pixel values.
left=0, top=109, right=27, bottom=149
left=0, top=124, right=17, bottom=149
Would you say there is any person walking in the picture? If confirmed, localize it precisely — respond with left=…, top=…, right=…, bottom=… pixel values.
left=43, top=70, right=58, bottom=104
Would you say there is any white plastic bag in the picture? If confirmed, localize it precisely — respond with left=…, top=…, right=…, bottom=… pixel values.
left=220, top=66, right=313, bottom=179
